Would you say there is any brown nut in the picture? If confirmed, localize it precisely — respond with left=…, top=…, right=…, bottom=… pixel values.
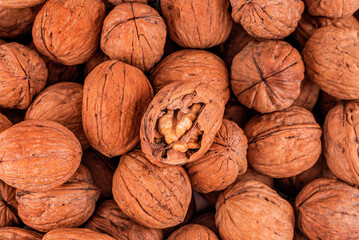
left=0, top=180, right=19, bottom=227
left=318, top=91, right=343, bottom=116
left=223, top=98, right=254, bottom=129
left=112, top=150, right=192, bottom=229
left=0, top=120, right=82, bottom=191
left=168, top=224, right=218, bottom=240
left=84, top=49, right=109, bottom=76
left=16, top=165, right=100, bottom=232
left=43, top=228, right=116, bottom=240
left=295, top=178, right=359, bottom=240
left=45, top=61, right=81, bottom=86
left=108, top=0, right=148, bottom=5
left=86, top=199, right=163, bottom=240
left=191, top=213, right=218, bottom=236
left=0, top=0, right=45, bottom=8
left=186, top=119, right=248, bottom=193
left=230, top=0, right=304, bottom=39
left=160, top=0, right=232, bottom=48
left=0, top=112, right=12, bottom=133
left=0, top=227, right=42, bottom=240
left=305, top=0, right=359, bottom=19
left=0, top=38, right=6, bottom=44
left=231, top=40, right=304, bottom=113
left=291, top=79, right=320, bottom=111
left=302, top=26, right=359, bottom=100
left=234, top=167, right=274, bottom=188
left=244, top=107, right=322, bottom=178
left=83, top=60, right=153, bottom=157
left=216, top=180, right=295, bottom=240
left=0, top=42, right=47, bottom=110
left=32, top=0, right=105, bottom=65
left=101, top=3, right=166, bottom=72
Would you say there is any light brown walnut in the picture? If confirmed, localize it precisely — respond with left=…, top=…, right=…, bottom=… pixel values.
left=0, top=0, right=45, bottom=8
left=168, top=224, right=218, bottom=240
left=0, top=227, right=42, bottom=240
left=43, top=228, right=116, bottom=240
left=305, top=0, right=359, bottom=19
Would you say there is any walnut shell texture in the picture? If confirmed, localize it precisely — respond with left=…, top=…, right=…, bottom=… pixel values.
left=230, top=0, right=304, bottom=39
left=45, top=61, right=81, bottom=86
left=318, top=91, right=343, bottom=116
left=168, top=224, right=218, bottom=240
left=191, top=213, right=218, bottom=236
left=234, top=167, right=274, bottom=188
left=0, top=227, right=42, bottom=240
left=216, top=180, right=295, bottom=240
left=16, top=165, right=100, bottom=232
left=305, top=0, right=359, bottom=19
left=107, top=0, right=148, bottom=5
left=84, top=49, right=109, bottom=76
left=32, top=0, right=106, bottom=65
left=244, top=107, right=322, bottom=178
left=0, top=42, right=47, bottom=110
left=302, top=26, right=359, bottom=100
left=43, top=228, right=116, bottom=240
left=291, top=79, right=320, bottom=111
left=112, top=150, right=192, bottom=229
left=0, top=120, right=82, bottom=191
left=0, top=180, right=19, bottom=227
left=0, top=0, right=45, bottom=8
left=295, top=178, right=359, bottom=240
left=161, top=0, right=233, bottom=48
left=231, top=40, right=304, bottom=113
left=0, top=112, right=12, bottom=133
left=83, top=60, right=153, bottom=157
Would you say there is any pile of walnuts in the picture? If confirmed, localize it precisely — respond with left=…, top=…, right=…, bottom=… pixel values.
left=0, top=0, right=358, bottom=239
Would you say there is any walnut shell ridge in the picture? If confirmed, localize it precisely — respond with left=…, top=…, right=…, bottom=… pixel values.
left=305, top=0, right=359, bottom=19
left=0, top=227, right=42, bottom=240
left=0, top=0, right=45, bottom=8
left=167, top=224, right=218, bottom=240
left=43, top=228, right=116, bottom=240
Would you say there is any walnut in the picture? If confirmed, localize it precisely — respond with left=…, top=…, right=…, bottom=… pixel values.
left=216, top=180, right=295, bottom=240
left=84, top=49, right=109, bottom=76
left=318, top=91, right=343, bottom=116
left=86, top=199, right=163, bottom=240
left=45, top=61, right=81, bottom=86
left=140, top=81, right=225, bottom=166
left=107, top=0, right=148, bottom=6
left=150, top=49, right=230, bottom=103
left=32, top=0, right=105, bottom=65
left=223, top=98, right=254, bottom=129
left=244, top=107, right=322, bottom=178
left=16, top=165, right=100, bottom=232
left=168, top=224, right=218, bottom=240
left=302, top=26, right=359, bottom=100
left=0, top=227, right=42, bottom=240
left=305, top=0, right=359, bottom=19
left=192, top=213, right=218, bottom=237
left=112, top=150, right=192, bottom=229
left=0, top=0, right=45, bottom=8
left=0, top=42, right=47, bottom=110
left=231, top=40, right=305, bottom=113
left=186, top=119, right=248, bottom=193
left=0, top=38, right=5, bottom=44
left=234, top=167, right=274, bottom=188
left=0, top=120, right=82, bottom=191
left=0, top=180, right=18, bottom=227
left=83, top=60, right=153, bottom=157
left=291, top=79, right=320, bottom=111
left=230, top=0, right=304, bottom=39
left=43, top=228, right=116, bottom=240
left=160, top=0, right=232, bottom=48
left=101, top=3, right=166, bottom=72
left=0, top=112, right=12, bottom=133
left=295, top=178, right=359, bottom=240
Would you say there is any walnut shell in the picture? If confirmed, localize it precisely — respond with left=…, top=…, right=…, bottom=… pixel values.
left=168, top=224, right=218, bottom=240
left=0, top=38, right=6, bottom=44
left=84, top=49, right=109, bottom=76
left=318, top=91, right=343, bottom=116
left=160, top=0, right=232, bottom=48
left=101, top=3, right=166, bottom=72
left=191, top=213, right=218, bottom=236
left=0, top=42, right=47, bottom=110
left=230, top=0, right=304, bottom=39
left=291, top=79, right=320, bottom=111
left=0, top=120, right=82, bottom=191
left=43, top=228, right=116, bottom=240
left=107, top=0, right=148, bottom=5
left=32, top=0, right=105, bottom=65
left=305, top=0, right=359, bottom=19
left=231, top=40, right=305, bottom=113
left=186, top=119, right=248, bottom=193
left=0, top=0, right=45, bottom=8
left=16, top=165, right=100, bottom=232
left=0, top=112, right=12, bottom=133
left=295, top=178, right=359, bottom=240
left=112, top=150, right=192, bottom=229
left=83, top=60, right=153, bottom=157
left=234, top=167, right=274, bottom=188
left=302, top=26, right=359, bottom=100
left=86, top=199, right=163, bottom=240
left=0, top=227, right=42, bottom=240
left=45, top=61, right=81, bottom=86
left=223, top=99, right=254, bottom=129
left=244, top=107, right=322, bottom=178
left=216, top=180, right=295, bottom=240
left=0, top=180, right=18, bottom=227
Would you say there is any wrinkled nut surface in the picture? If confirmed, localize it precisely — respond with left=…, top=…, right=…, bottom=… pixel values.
left=0, top=112, right=12, bottom=133
left=0, top=0, right=45, bottom=8
left=108, top=0, right=148, bottom=5
left=234, top=167, right=274, bottom=188
left=0, top=120, right=82, bottom=191
left=101, top=3, right=166, bottom=72
left=84, top=49, right=109, bottom=76
left=0, top=42, right=47, bottom=110
left=295, top=178, right=359, bottom=240
left=112, top=150, right=192, bottom=229
left=244, top=107, right=322, bottom=178
left=0, top=227, right=42, bottom=240
left=231, top=40, right=304, bottom=113
left=230, top=0, right=304, bottom=39
left=191, top=213, right=218, bottom=236
left=43, top=228, right=116, bottom=240
left=216, top=180, right=295, bottom=240
left=32, top=0, right=105, bottom=65
left=86, top=199, right=163, bottom=240
left=186, top=119, right=248, bottom=193
left=16, top=165, right=100, bottom=232
left=291, top=79, right=320, bottom=111
left=0, top=180, right=19, bottom=227
left=168, top=224, right=218, bottom=240
left=141, top=81, right=225, bottom=166
left=161, top=0, right=232, bottom=48
left=302, top=26, right=359, bottom=100
left=305, top=0, right=359, bottom=19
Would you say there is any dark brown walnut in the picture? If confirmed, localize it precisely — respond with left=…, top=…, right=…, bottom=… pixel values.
left=0, top=42, right=47, bottom=110
left=107, top=0, right=148, bottom=5
left=0, top=120, right=82, bottom=191
left=230, top=0, right=304, bottom=39
left=216, top=180, right=295, bottom=240
left=0, top=38, right=5, bottom=44
left=84, top=49, right=109, bottom=76
left=32, top=0, right=105, bottom=65
left=305, top=0, right=359, bottom=19
left=83, top=60, right=153, bottom=157
left=161, top=0, right=232, bottom=48
left=112, top=150, right=192, bottom=229
left=321, top=158, right=337, bottom=179
left=186, top=119, right=248, bottom=193
left=231, top=40, right=305, bottom=113
left=0, top=112, right=12, bottom=133
left=150, top=49, right=230, bottom=103
left=0, top=180, right=19, bottom=227
left=141, top=81, right=225, bottom=166
left=295, top=178, right=359, bottom=240
left=234, top=167, right=274, bottom=188
left=0, top=0, right=45, bottom=8
left=291, top=79, right=320, bottom=111
left=302, top=26, right=359, bottom=100
left=192, top=213, right=218, bottom=236
left=0, top=227, right=42, bottom=240
left=43, top=228, right=116, bottom=240
left=101, top=3, right=166, bottom=72
left=168, top=224, right=218, bottom=240
left=16, top=165, right=100, bottom=232
left=25, top=82, right=89, bottom=149
left=223, top=98, right=254, bottom=129
left=244, top=107, right=322, bottom=178
left=45, top=61, right=81, bottom=86
left=86, top=199, right=163, bottom=240
left=318, top=91, right=343, bottom=116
